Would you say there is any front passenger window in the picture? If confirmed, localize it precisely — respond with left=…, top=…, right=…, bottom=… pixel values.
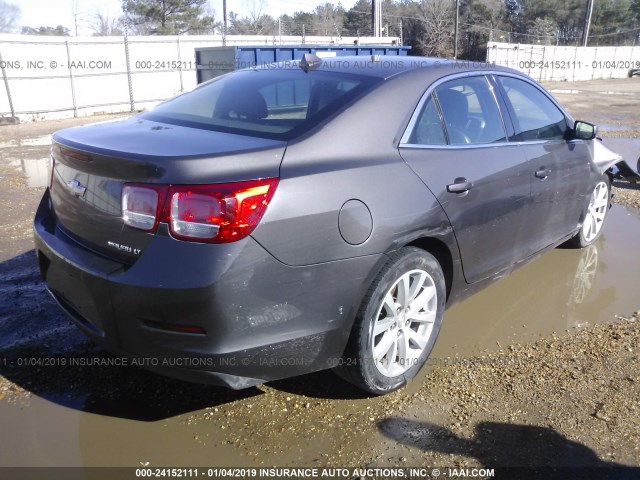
left=498, top=76, right=568, bottom=141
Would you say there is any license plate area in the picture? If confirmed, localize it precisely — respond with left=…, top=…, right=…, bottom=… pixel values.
left=40, top=252, right=108, bottom=337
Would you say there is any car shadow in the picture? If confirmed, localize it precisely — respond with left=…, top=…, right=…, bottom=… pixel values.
left=378, top=418, right=639, bottom=479
left=0, top=250, right=265, bottom=421
left=267, top=369, right=373, bottom=400
left=0, top=250, right=367, bottom=420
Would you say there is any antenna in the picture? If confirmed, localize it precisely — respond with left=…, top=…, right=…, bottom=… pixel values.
left=299, top=53, right=322, bottom=72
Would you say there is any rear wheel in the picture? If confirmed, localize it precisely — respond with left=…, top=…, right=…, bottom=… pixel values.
left=336, top=247, right=445, bottom=395
left=567, top=175, right=611, bottom=248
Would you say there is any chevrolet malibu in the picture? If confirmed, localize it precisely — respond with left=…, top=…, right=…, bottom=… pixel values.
left=33, top=56, right=633, bottom=395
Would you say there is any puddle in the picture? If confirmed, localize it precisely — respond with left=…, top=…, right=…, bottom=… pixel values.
left=0, top=205, right=639, bottom=467
left=0, top=135, right=51, bottom=149
left=0, top=394, right=244, bottom=467
left=432, top=205, right=640, bottom=358
left=0, top=134, right=52, bottom=187
left=20, top=158, right=50, bottom=187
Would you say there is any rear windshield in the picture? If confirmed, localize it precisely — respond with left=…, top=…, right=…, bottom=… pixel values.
left=142, top=68, right=380, bottom=140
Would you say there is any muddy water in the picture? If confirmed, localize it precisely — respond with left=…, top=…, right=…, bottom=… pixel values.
left=0, top=134, right=52, bottom=188
left=0, top=205, right=638, bottom=467
left=432, top=205, right=640, bottom=358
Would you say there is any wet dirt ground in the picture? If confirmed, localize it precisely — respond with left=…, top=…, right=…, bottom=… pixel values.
left=0, top=79, right=639, bottom=474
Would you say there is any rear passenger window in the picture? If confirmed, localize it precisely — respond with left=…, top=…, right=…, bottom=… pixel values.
left=409, top=93, right=446, bottom=145
left=259, top=80, right=310, bottom=119
left=144, top=69, right=379, bottom=140
left=498, top=76, right=567, bottom=141
left=435, top=76, right=506, bottom=145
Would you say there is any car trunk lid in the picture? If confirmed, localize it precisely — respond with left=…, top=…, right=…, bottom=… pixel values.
left=50, top=117, right=286, bottom=264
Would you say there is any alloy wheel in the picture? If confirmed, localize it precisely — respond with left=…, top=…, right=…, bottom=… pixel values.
left=582, top=181, right=609, bottom=243
left=371, top=269, right=438, bottom=377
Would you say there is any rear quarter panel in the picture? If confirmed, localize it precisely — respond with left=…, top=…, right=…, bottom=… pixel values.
left=252, top=70, right=460, bottom=267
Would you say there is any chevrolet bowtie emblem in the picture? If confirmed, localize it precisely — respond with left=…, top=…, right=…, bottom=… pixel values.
left=66, top=178, right=87, bottom=197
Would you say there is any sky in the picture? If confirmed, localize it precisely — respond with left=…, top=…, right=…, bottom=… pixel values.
left=14, top=0, right=361, bottom=36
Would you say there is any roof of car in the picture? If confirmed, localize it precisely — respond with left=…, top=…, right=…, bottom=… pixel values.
left=255, top=55, right=521, bottom=80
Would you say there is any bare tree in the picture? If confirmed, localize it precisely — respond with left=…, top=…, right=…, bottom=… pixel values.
left=312, top=2, right=345, bottom=36
left=470, top=0, right=505, bottom=40
left=0, top=0, right=20, bottom=33
left=530, top=17, right=556, bottom=44
left=243, top=0, right=266, bottom=24
left=228, top=0, right=276, bottom=35
left=91, top=12, right=124, bottom=36
left=240, top=0, right=276, bottom=34
left=417, top=0, right=455, bottom=57
left=200, top=3, right=221, bottom=34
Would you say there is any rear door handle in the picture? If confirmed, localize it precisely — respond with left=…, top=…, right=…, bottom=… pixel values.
left=535, top=167, right=551, bottom=179
left=447, top=177, right=474, bottom=194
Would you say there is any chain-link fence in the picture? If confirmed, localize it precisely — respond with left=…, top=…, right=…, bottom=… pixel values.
left=0, top=33, right=400, bottom=122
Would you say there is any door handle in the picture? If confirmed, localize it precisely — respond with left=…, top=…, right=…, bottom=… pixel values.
left=447, top=177, right=474, bottom=194
left=535, top=167, right=551, bottom=179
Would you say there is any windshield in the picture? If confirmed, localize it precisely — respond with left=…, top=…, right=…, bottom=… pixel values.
left=142, top=68, right=381, bottom=140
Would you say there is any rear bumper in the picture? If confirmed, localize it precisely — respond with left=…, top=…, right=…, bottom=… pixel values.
left=33, top=189, right=383, bottom=388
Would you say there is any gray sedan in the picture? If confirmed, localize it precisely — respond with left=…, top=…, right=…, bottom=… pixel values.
left=33, top=56, right=635, bottom=395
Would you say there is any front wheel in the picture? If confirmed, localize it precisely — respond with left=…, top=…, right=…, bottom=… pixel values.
left=336, top=247, right=446, bottom=395
left=567, top=175, right=611, bottom=248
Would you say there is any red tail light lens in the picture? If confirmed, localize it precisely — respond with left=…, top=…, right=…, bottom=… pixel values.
left=121, top=178, right=278, bottom=243
left=167, top=179, right=278, bottom=242
left=60, top=146, right=92, bottom=162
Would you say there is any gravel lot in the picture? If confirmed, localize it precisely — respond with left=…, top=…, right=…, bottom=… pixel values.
left=0, top=78, right=638, bottom=472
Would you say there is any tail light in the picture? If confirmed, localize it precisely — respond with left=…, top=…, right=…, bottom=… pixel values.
left=121, top=178, right=278, bottom=243
left=122, top=184, right=166, bottom=231
left=60, top=146, right=92, bottom=162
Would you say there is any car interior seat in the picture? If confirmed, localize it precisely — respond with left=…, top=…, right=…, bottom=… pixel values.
left=214, top=90, right=268, bottom=121
left=437, top=88, right=471, bottom=144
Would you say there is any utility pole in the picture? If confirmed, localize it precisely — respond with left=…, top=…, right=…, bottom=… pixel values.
left=454, top=0, right=460, bottom=58
left=222, top=0, right=227, bottom=46
left=582, top=0, right=594, bottom=47
left=71, top=0, right=79, bottom=37
left=372, top=0, right=382, bottom=37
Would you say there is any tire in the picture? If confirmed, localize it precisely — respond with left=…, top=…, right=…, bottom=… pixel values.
left=566, top=174, right=611, bottom=248
left=336, top=247, right=446, bottom=395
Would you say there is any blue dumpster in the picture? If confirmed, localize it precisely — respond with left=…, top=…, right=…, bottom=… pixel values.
left=195, top=45, right=411, bottom=83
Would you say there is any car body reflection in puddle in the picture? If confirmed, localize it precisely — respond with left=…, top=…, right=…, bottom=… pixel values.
left=431, top=204, right=639, bottom=358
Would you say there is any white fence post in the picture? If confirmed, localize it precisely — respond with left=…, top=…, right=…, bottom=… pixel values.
left=176, top=37, right=184, bottom=93
left=0, top=47, right=15, bottom=118
left=64, top=40, right=78, bottom=118
left=123, top=35, right=135, bottom=112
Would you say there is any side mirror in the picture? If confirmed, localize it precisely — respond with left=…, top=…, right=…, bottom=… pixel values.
left=573, top=120, right=597, bottom=140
